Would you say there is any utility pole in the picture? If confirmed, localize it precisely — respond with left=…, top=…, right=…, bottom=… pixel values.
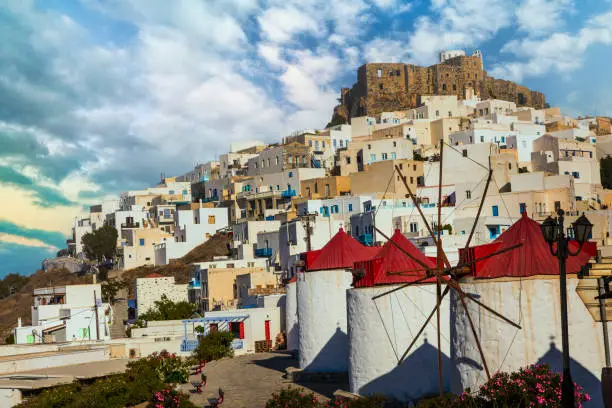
left=93, top=290, right=100, bottom=341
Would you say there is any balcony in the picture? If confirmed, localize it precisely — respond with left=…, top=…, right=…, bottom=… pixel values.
left=254, top=248, right=273, bottom=257
left=281, top=189, right=296, bottom=198
left=121, top=222, right=140, bottom=229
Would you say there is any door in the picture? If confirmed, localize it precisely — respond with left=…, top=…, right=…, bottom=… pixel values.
left=264, top=320, right=271, bottom=342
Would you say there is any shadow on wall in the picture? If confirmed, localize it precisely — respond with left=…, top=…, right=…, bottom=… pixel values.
left=305, top=327, right=348, bottom=373
left=287, top=324, right=299, bottom=351
left=360, top=339, right=462, bottom=404
left=537, top=341, right=602, bottom=407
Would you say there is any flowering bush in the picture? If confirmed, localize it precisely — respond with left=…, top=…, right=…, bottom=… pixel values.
left=457, top=364, right=591, bottom=408
left=151, top=351, right=191, bottom=384
left=266, top=387, right=390, bottom=408
left=148, top=388, right=196, bottom=408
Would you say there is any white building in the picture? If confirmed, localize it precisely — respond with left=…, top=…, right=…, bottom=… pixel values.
left=70, top=217, right=92, bottom=256
left=329, top=124, right=352, bottom=152
left=13, top=284, right=110, bottom=344
left=135, top=275, right=188, bottom=318
left=232, top=220, right=281, bottom=260
left=155, top=207, right=229, bottom=265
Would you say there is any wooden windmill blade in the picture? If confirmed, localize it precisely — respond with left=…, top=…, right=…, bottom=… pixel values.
left=371, top=148, right=523, bottom=396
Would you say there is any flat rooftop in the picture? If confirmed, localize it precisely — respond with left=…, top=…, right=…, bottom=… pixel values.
left=0, top=359, right=128, bottom=390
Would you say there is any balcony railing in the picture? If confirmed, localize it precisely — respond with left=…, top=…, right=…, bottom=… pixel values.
left=121, top=222, right=140, bottom=228
left=254, top=248, right=273, bottom=257
left=281, top=189, right=296, bottom=198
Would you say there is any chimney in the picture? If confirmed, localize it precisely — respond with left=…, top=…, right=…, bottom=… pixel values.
left=199, top=198, right=203, bottom=208
left=92, top=274, right=97, bottom=284
left=17, top=317, right=22, bottom=328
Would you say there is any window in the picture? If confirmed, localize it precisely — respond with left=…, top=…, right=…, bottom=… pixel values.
left=492, top=205, right=499, bottom=216
left=314, top=183, right=319, bottom=194
left=325, top=184, right=330, bottom=196
left=309, top=140, right=313, bottom=147
left=413, top=164, right=416, bottom=171
left=572, top=171, right=580, bottom=179
left=208, top=215, right=216, bottom=224
left=436, top=110, right=440, bottom=117
left=322, top=141, right=326, bottom=148
left=139, top=238, right=145, bottom=246
left=367, top=144, right=372, bottom=150
left=453, top=84, right=457, bottom=91
left=480, top=135, right=484, bottom=143
left=333, top=139, right=337, bottom=148
left=288, top=171, right=293, bottom=177
left=275, top=156, right=279, bottom=165
left=410, top=222, right=418, bottom=233
left=462, top=149, right=468, bottom=157
left=466, top=190, right=472, bottom=199
left=348, top=203, right=353, bottom=212
left=247, top=262, right=255, bottom=267
left=169, top=190, right=175, bottom=195
left=448, top=111, right=452, bottom=117
left=339, top=140, right=344, bottom=147
left=345, top=139, right=349, bottom=146
left=377, top=68, right=382, bottom=77
left=509, top=163, right=512, bottom=170
left=379, top=83, right=383, bottom=90
left=370, top=154, right=376, bottom=162
left=267, top=158, right=271, bottom=167
left=442, top=84, right=447, bottom=91
left=393, top=141, right=397, bottom=147
left=226, top=263, right=235, bottom=268
left=261, top=160, right=265, bottom=168
left=315, top=141, right=319, bottom=149
left=501, top=136, right=505, bottom=143
left=519, top=203, right=526, bottom=214
left=410, top=176, right=414, bottom=184
left=381, top=153, right=388, bottom=160
left=390, top=152, right=397, bottom=160
left=346, top=157, right=351, bottom=164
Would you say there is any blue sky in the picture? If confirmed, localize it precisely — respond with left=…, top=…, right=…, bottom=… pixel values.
left=1, top=0, right=612, bottom=277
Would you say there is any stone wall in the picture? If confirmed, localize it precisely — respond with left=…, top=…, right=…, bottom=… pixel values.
left=335, top=55, right=546, bottom=122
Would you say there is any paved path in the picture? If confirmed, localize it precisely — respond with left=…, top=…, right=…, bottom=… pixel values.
left=179, top=352, right=347, bottom=408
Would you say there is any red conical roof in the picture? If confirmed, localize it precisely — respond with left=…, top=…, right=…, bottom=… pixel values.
left=462, top=212, right=596, bottom=279
left=353, top=230, right=438, bottom=288
left=306, top=228, right=378, bottom=271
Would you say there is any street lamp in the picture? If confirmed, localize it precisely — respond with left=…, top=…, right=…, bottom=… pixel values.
left=540, top=210, right=593, bottom=408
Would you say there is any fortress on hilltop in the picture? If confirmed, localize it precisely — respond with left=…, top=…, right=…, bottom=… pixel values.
left=331, top=50, right=546, bottom=124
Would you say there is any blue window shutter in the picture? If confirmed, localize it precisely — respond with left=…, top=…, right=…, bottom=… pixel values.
left=492, top=205, right=499, bottom=216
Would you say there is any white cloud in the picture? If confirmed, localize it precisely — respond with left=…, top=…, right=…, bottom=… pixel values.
left=364, top=0, right=513, bottom=66
left=515, top=0, right=574, bottom=36
left=258, top=6, right=321, bottom=43
left=0, top=233, right=58, bottom=251
left=490, top=10, right=612, bottom=82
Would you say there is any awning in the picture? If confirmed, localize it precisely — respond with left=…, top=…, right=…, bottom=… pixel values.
left=182, top=315, right=249, bottom=324
left=42, top=324, right=65, bottom=333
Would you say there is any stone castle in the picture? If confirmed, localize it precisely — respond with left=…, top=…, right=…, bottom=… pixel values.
left=332, top=50, right=546, bottom=123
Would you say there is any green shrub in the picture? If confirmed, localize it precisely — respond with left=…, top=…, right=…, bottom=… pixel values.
left=17, top=351, right=191, bottom=407
left=266, top=387, right=322, bottom=408
left=193, top=330, right=235, bottom=362
left=138, top=295, right=196, bottom=321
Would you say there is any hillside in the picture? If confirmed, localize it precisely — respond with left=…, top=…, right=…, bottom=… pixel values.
left=115, top=232, right=232, bottom=297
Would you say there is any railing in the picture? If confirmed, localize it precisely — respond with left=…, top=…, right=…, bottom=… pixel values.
left=121, top=222, right=140, bottom=228
left=180, top=339, right=199, bottom=352
left=254, top=248, right=273, bottom=257
left=281, top=189, right=296, bottom=198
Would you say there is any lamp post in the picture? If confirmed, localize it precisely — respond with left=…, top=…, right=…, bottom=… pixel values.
left=540, top=210, right=593, bottom=408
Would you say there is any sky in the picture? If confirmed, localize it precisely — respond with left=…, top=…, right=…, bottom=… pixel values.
left=1, top=0, right=612, bottom=277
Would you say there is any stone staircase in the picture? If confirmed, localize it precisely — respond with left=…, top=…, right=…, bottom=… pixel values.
left=109, top=288, right=129, bottom=339
left=577, top=256, right=612, bottom=321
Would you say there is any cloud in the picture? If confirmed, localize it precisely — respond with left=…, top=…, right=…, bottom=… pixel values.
left=0, top=233, right=57, bottom=251
left=0, top=220, right=67, bottom=249
left=363, top=0, right=514, bottom=66
left=0, top=166, right=75, bottom=208
left=258, top=6, right=322, bottom=43
left=490, top=10, right=612, bottom=82
left=515, top=0, right=574, bottom=36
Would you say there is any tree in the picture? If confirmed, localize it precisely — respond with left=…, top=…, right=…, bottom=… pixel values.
left=101, top=278, right=128, bottom=304
left=0, top=273, right=29, bottom=299
left=82, top=226, right=118, bottom=262
left=138, top=295, right=196, bottom=322
left=601, top=155, right=612, bottom=189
